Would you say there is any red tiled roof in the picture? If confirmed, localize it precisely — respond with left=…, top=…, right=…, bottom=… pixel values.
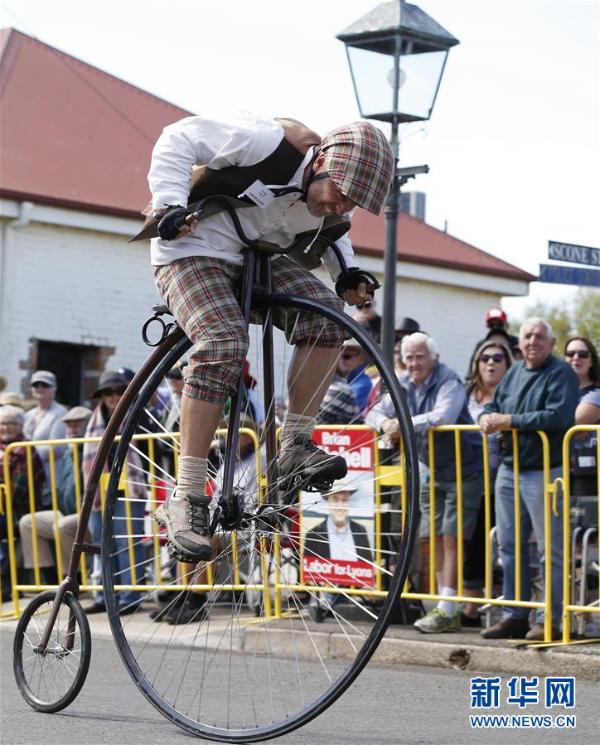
left=349, top=209, right=536, bottom=282
left=0, top=28, right=191, bottom=217
left=0, top=28, right=534, bottom=282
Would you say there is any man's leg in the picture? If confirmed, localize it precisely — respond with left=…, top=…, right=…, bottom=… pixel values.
left=414, top=485, right=459, bottom=633
left=153, top=257, right=248, bottom=562
left=495, top=464, right=531, bottom=620
left=19, top=511, right=58, bottom=571
left=278, top=343, right=348, bottom=488
left=520, top=466, right=563, bottom=629
left=269, top=257, right=349, bottom=487
left=481, top=465, right=530, bottom=639
left=436, top=482, right=459, bottom=619
left=441, top=535, right=458, bottom=590
left=57, top=514, right=88, bottom=576
left=179, top=397, right=223, bottom=458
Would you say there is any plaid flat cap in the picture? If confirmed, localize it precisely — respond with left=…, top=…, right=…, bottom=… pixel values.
left=320, top=122, right=394, bottom=215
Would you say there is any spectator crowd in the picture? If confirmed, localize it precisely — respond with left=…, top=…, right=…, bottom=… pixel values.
left=1, top=305, right=598, bottom=639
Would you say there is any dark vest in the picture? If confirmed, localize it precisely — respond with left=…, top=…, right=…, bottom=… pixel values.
left=187, top=117, right=320, bottom=204
left=403, top=363, right=482, bottom=482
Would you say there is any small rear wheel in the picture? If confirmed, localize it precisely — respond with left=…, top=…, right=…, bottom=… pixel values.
left=13, top=590, right=91, bottom=712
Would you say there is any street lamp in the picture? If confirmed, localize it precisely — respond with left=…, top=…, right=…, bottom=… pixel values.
left=337, top=0, right=459, bottom=361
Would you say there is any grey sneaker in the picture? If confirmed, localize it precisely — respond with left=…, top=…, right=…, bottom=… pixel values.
left=414, top=608, right=460, bottom=634
left=278, top=434, right=347, bottom=491
left=155, top=491, right=213, bottom=562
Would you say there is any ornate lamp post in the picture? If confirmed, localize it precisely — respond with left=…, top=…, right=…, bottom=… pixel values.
left=337, top=0, right=459, bottom=360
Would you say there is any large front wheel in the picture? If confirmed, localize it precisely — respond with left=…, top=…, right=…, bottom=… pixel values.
left=101, top=294, right=419, bottom=742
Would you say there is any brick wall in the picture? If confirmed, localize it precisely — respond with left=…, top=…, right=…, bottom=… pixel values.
left=1, top=220, right=161, bottom=395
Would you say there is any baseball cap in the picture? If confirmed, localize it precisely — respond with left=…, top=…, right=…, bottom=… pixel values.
left=320, top=122, right=394, bottom=215
left=30, top=370, right=57, bottom=387
left=61, top=406, right=92, bottom=424
left=485, top=308, right=507, bottom=327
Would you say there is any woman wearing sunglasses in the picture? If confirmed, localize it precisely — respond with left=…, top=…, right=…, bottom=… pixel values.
left=564, top=336, right=600, bottom=499
left=462, top=341, right=512, bottom=624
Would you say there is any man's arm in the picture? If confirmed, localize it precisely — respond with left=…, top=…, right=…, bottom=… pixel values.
left=321, top=232, right=355, bottom=283
left=479, top=374, right=511, bottom=433
left=510, top=368, right=579, bottom=432
left=148, top=114, right=283, bottom=212
left=410, top=380, right=466, bottom=433
left=365, top=391, right=395, bottom=432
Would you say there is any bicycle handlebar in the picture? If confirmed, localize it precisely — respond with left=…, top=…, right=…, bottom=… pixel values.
left=156, top=195, right=356, bottom=280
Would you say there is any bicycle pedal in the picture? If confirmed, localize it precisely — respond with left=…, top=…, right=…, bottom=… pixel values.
left=280, top=474, right=335, bottom=495
left=277, top=477, right=301, bottom=504
left=209, top=505, right=222, bottom=534
left=305, top=479, right=335, bottom=494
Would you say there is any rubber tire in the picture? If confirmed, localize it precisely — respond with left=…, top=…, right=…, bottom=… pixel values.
left=13, top=590, right=91, bottom=713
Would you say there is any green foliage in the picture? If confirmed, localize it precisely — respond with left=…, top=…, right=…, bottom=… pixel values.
left=509, top=289, right=600, bottom=353
left=573, top=289, right=600, bottom=344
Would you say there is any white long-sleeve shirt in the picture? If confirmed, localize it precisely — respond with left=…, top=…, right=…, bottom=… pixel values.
left=148, top=113, right=354, bottom=280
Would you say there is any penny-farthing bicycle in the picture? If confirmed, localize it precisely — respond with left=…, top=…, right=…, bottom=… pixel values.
left=13, top=197, right=419, bottom=742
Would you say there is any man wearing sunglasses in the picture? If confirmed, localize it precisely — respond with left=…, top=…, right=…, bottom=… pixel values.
left=479, top=317, right=579, bottom=641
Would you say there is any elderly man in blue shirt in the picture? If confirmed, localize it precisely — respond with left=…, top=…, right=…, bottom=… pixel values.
left=479, top=317, right=578, bottom=641
left=368, top=332, right=483, bottom=633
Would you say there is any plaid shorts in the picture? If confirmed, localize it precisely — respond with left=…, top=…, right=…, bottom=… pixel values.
left=153, top=256, right=345, bottom=404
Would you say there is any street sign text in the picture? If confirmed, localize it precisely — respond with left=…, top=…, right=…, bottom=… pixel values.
left=548, top=241, right=600, bottom=267
left=539, top=264, right=600, bottom=288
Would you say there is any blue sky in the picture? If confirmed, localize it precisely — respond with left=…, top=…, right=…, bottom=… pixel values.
left=2, top=0, right=599, bottom=314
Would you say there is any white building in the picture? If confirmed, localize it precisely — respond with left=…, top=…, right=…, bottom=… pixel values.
left=0, top=29, right=534, bottom=404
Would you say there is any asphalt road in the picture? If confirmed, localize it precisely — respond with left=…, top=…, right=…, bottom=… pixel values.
left=1, top=628, right=598, bottom=745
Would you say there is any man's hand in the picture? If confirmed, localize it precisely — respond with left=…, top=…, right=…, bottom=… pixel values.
left=335, top=268, right=379, bottom=305
left=380, top=417, right=401, bottom=442
left=479, top=413, right=512, bottom=434
left=153, top=208, right=198, bottom=240
left=342, top=281, right=372, bottom=307
left=381, top=418, right=400, bottom=435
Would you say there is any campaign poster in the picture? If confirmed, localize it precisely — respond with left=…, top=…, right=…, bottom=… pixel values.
left=300, top=427, right=376, bottom=589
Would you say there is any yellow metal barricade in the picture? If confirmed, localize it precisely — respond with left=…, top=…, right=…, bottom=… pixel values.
left=561, top=425, right=600, bottom=644
left=400, top=425, right=560, bottom=641
left=2, top=423, right=596, bottom=646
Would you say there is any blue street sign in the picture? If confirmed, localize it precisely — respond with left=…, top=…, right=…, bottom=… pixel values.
left=539, top=264, right=600, bottom=287
left=548, top=241, right=600, bottom=267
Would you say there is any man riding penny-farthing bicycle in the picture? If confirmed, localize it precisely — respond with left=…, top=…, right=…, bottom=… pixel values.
left=13, top=113, right=420, bottom=743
